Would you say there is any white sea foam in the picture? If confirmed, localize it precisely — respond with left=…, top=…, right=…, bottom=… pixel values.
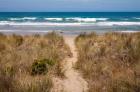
left=22, top=17, right=37, bottom=20
left=10, top=17, right=37, bottom=21
left=0, top=21, right=9, bottom=23
left=0, top=21, right=83, bottom=26
left=10, top=18, right=21, bottom=21
left=66, top=18, right=96, bottom=22
left=65, top=18, right=108, bottom=22
left=45, top=18, right=63, bottom=21
left=96, top=18, right=109, bottom=21
left=9, top=17, right=108, bottom=22
left=0, top=21, right=140, bottom=26
left=66, top=18, right=95, bottom=22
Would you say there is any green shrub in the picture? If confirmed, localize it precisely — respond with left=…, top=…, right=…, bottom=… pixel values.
left=31, top=59, right=48, bottom=75
left=31, top=59, right=55, bottom=75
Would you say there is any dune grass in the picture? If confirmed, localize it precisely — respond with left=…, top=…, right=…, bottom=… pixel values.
left=0, top=32, right=71, bottom=92
left=75, top=32, right=140, bottom=92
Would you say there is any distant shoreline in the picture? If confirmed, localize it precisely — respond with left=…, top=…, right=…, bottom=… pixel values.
left=0, top=30, right=140, bottom=36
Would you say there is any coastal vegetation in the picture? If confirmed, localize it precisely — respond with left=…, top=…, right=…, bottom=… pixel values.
left=1, top=32, right=140, bottom=92
left=75, top=32, right=140, bottom=92
left=0, top=32, right=71, bottom=92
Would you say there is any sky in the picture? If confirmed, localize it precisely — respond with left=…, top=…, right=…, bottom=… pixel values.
left=0, top=0, right=140, bottom=12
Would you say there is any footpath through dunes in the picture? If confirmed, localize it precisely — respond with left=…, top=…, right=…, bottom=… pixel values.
left=52, top=35, right=88, bottom=92
left=62, top=36, right=88, bottom=92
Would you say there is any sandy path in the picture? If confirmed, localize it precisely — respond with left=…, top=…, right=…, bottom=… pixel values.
left=62, top=36, right=88, bottom=92
left=52, top=35, right=88, bottom=92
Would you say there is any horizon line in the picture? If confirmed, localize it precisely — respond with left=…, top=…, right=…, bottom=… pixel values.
left=0, top=11, right=140, bottom=12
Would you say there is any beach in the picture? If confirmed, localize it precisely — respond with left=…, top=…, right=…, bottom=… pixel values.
left=0, top=12, right=140, bottom=92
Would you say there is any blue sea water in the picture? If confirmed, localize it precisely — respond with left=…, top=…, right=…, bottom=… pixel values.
left=0, top=12, right=140, bottom=34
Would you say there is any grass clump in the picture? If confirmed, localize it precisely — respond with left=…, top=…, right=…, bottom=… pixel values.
left=46, top=59, right=55, bottom=66
left=0, top=43, right=6, bottom=52
left=0, top=32, right=70, bottom=92
left=10, top=34, right=24, bottom=47
left=31, top=59, right=56, bottom=75
left=31, top=59, right=48, bottom=75
left=75, top=32, right=140, bottom=92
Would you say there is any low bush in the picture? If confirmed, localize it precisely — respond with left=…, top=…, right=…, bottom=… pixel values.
left=31, top=58, right=56, bottom=75
left=31, top=59, right=48, bottom=75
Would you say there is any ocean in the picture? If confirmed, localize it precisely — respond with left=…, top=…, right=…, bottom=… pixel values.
left=0, top=12, right=140, bottom=34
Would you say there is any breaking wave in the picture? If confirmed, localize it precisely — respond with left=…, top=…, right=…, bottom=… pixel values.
left=9, top=17, right=37, bottom=21
left=0, top=21, right=140, bottom=26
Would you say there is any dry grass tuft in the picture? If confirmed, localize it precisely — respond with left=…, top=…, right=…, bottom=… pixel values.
left=0, top=32, right=70, bottom=92
left=75, top=32, right=140, bottom=92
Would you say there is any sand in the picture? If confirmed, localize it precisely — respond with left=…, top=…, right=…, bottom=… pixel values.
left=52, top=35, right=88, bottom=92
